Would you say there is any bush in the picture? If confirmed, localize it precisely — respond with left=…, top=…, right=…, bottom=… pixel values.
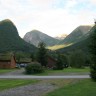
left=25, top=62, right=44, bottom=74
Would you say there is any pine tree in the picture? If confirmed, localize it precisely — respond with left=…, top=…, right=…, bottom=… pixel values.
left=56, top=54, right=64, bottom=70
left=37, top=42, right=48, bottom=67
left=89, top=25, right=96, bottom=81
left=61, top=54, right=69, bottom=68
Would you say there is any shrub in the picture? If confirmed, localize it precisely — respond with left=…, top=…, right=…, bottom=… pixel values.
left=25, top=62, right=44, bottom=74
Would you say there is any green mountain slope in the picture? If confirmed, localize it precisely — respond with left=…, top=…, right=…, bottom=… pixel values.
left=57, top=25, right=96, bottom=53
left=0, top=19, right=36, bottom=53
left=58, top=25, right=92, bottom=45
left=23, top=30, right=60, bottom=47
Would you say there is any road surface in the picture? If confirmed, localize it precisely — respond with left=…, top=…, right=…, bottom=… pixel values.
left=0, top=75, right=90, bottom=79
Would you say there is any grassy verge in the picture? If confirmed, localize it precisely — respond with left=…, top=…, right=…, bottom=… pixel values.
left=0, top=69, right=18, bottom=74
left=0, top=79, right=39, bottom=91
left=46, top=79, right=96, bottom=96
left=32, top=67, right=90, bottom=75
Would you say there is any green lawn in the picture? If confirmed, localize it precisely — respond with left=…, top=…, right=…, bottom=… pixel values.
left=46, top=79, right=96, bottom=96
left=33, top=67, right=90, bottom=75
left=0, top=79, right=39, bottom=91
left=0, top=69, right=18, bottom=74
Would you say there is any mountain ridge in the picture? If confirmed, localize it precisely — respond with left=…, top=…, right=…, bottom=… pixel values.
left=57, top=25, right=96, bottom=53
left=23, top=30, right=60, bottom=47
left=58, top=25, right=92, bottom=45
left=0, top=19, right=37, bottom=53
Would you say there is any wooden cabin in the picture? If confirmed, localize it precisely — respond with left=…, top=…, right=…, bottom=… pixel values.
left=16, top=58, right=32, bottom=67
left=0, top=54, right=16, bottom=69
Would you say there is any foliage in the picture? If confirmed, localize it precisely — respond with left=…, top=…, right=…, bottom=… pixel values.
left=69, top=50, right=85, bottom=68
left=30, top=54, right=35, bottom=62
left=37, top=42, right=48, bottom=66
left=89, top=25, right=96, bottom=81
left=25, top=62, right=44, bottom=74
left=55, top=54, right=64, bottom=70
left=60, top=54, right=69, bottom=68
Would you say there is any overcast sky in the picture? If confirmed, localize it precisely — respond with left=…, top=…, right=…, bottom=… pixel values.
left=0, top=0, right=96, bottom=38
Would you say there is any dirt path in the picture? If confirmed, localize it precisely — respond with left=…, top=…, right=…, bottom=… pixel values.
left=0, top=79, right=80, bottom=96
left=0, top=68, right=89, bottom=96
left=0, top=80, right=57, bottom=96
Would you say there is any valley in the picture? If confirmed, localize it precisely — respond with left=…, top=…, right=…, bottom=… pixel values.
left=0, top=19, right=96, bottom=96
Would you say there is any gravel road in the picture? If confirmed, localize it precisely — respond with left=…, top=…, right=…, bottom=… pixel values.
left=0, top=68, right=89, bottom=96
left=0, top=82, right=57, bottom=96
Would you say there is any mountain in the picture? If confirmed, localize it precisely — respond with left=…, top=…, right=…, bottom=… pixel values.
left=0, top=19, right=36, bottom=53
left=57, top=25, right=96, bottom=53
left=23, top=30, right=60, bottom=47
left=57, top=37, right=89, bottom=53
left=58, top=25, right=92, bottom=45
left=55, top=34, right=67, bottom=40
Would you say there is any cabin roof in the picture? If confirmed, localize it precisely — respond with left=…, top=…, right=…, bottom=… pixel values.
left=16, top=58, right=32, bottom=63
left=0, top=54, right=12, bottom=61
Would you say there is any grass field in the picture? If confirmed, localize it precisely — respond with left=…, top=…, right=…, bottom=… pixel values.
left=0, top=79, right=39, bottom=91
left=33, top=67, right=90, bottom=75
left=0, top=69, right=18, bottom=74
left=46, top=79, right=96, bottom=96
left=0, top=67, right=90, bottom=75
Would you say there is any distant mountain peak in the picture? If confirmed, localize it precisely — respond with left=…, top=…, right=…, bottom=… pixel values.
left=55, top=34, right=68, bottom=40
left=58, top=25, right=92, bottom=45
left=23, top=30, right=60, bottom=47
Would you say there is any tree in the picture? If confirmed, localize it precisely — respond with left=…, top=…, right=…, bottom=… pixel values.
left=37, top=42, right=48, bottom=67
left=30, top=54, right=35, bottom=62
left=69, top=50, right=85, bottom=68
left=61, top=54, right=69, bottom=68
left=55, top=54, right=64, bottom=70
left=89, top=25, right=96, bottom=81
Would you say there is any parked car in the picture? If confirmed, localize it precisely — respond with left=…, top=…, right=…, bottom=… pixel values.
left=20, top=63, right=27, bottom=67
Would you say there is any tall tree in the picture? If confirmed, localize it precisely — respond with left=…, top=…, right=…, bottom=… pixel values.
left=37, top=42, right=48, bottom=67
left=89, top=25, right=96, bottom=81
left=56, top=54, right=64, bottom=70
left=61, top=54, right=69, bottom=68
